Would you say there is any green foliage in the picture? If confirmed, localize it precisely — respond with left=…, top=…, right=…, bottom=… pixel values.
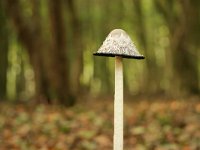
left=0, top=0, right=200, bottom=102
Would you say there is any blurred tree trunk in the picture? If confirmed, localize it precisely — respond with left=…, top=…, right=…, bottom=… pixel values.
left=4, top=0, right=50, bottom=102
left=65, top=0, right=83, bottom=94
left=93, top=0, right=113, bottom=94
left=133, top=0, right=161, bottom=95
left=0, top=1, right=8, bottom=100
left=174, top=0, right=199, bottom=94
left=16, top=47, right=25, bottom=100
left=4, top=0, right=75, bottom=106
left=49, top=0, right=75, bottom=105
left=155, top=0, right=199, bottom=95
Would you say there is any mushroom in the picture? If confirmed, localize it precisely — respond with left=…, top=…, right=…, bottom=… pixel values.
left=94, top=29, right=144, bottom=150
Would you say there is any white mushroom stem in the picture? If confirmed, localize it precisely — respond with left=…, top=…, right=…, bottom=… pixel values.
left=114, top=56, right=123, bottom=150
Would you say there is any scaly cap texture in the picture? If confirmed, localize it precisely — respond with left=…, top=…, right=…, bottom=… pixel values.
left=94, top=29, right=144, bottom=59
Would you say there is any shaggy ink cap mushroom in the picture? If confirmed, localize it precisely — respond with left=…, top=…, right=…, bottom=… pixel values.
left=93, top=29, right=145, bottom=150
left=93, top=29, right=145, bottom=59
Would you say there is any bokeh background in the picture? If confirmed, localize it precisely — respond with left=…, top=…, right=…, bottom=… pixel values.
left=0, top=0, right=200, bottom=149
left=0, top=0, right=200, bottom=104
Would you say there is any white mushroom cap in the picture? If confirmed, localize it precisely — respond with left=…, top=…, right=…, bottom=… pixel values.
left=94, top=29, right=144, bottom=59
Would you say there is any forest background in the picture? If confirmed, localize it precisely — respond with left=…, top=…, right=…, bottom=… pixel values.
left=0, top=0, right=200, bottom=104
left=0, top=0, right=200, bottom=149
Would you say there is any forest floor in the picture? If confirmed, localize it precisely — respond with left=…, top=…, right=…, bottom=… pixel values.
left=0, top=97, right=200, bottom=150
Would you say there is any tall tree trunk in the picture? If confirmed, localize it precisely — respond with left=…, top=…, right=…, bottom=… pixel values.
left=0, top=1, right=8, bottom=100
left=49, top=0, right=74, bottom=105
left=94, top=1, right=113, bottom=93
left=4, top=0, right=50, bottom=102
left=154, top=0, right=200, bottom=96
left=133, top=0, right=160, bottom=95
left=4, top=0, right=75, bottom=106
left=172, top=0, right=199, bottom=95
left=65, top=0, right=83, bottom=95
